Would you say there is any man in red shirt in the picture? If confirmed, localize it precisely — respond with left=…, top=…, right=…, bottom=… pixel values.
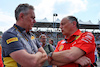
left=48, top=16, right=95, bottom=67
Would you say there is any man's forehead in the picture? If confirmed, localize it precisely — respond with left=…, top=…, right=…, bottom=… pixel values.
left=42, top=36, right=46, bottom=38
left=61, top=18, right=69, bottom=23
left=28, top=9, right=35, bottom=14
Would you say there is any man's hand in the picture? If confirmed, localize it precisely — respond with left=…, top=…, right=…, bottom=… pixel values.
left=35, top=52, right=48, bottom=67
left=48, top=52, right=53, bottom=65
left=75, top=56, right=92, bottom=66
left=48, top=55, right=52, bottom=65
left=37, top=47, right=48, bottom=67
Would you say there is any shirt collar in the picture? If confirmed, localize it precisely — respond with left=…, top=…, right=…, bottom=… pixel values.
left=72, top=29, right=81, bottom=36
left=14, top=24, right=25, bottom=33
left=65, top=29, right=81, bottom=39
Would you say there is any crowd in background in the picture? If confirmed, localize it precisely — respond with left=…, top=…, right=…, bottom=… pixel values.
left=0, top=28, right=100, bottom=67
left=32, top=31, right=100, bottom=43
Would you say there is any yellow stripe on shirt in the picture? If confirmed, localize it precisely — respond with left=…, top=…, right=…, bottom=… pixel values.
left=3, top=57, right=18, bottom=67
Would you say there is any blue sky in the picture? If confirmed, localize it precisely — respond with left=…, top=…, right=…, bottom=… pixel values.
left=0, top=0, right=100, bottom=32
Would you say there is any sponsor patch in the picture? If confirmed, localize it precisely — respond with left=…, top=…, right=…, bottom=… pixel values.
left=61, top=41, right=66, bottom=44
left=81, top=38, right=89, bottom=43
left=6, top=37, right=18, bottom=44
left=31, top=36, right=35, bottom=40
left=59, top=45, right=64, bottom=51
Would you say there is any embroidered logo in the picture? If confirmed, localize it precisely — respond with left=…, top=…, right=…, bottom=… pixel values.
left=6, top=37, right=18, bottom=44
left=31, top=36, right=35, bottom=40
left=61, top=41, right=66, bottom=44
left=59, top=45, right=64, bottom=51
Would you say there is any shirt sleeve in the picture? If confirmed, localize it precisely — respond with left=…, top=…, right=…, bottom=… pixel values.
left=74, top=32, right=96, bottom=54
left=2, top=32, right=24, bottom=56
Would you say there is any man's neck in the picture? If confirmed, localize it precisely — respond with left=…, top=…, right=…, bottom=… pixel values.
left=66, top=29, right=78, bottom=39
left=16, top=22, right=30, bottom=32
left=16, top=21, right=25, bottom=29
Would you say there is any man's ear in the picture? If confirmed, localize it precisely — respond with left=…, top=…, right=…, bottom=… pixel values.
left=72, top=21, right=76, bottom=27
left=19, top=13, right=24, bottom=20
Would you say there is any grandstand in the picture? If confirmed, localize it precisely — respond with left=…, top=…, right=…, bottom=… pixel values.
left=0, top=19, right=100, bottom=45
left=32, top=18, right=100, bottom=45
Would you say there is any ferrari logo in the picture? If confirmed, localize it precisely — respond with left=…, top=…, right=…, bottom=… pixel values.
left=59, top=45, right=64, bottom=51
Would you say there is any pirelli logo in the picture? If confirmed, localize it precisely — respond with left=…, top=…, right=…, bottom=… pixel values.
left=6, top=37, right=18, bottom=44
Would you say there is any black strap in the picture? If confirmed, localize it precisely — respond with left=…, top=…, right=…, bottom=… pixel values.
left=48, top=44, right=51, bottom=52
left=78, top=64, right=81, bottom=67
left=90, top=64, right=94, bottom=67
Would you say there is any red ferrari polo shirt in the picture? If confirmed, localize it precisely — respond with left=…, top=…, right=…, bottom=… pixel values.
left=54, top=30, right=95, bottom=67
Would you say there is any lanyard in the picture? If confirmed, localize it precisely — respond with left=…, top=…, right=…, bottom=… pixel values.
left=65, top=32, right=81, bottom=43
left=14, top=26, right=28, bottom=41
left=14, top=26, right=38, bottom=54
